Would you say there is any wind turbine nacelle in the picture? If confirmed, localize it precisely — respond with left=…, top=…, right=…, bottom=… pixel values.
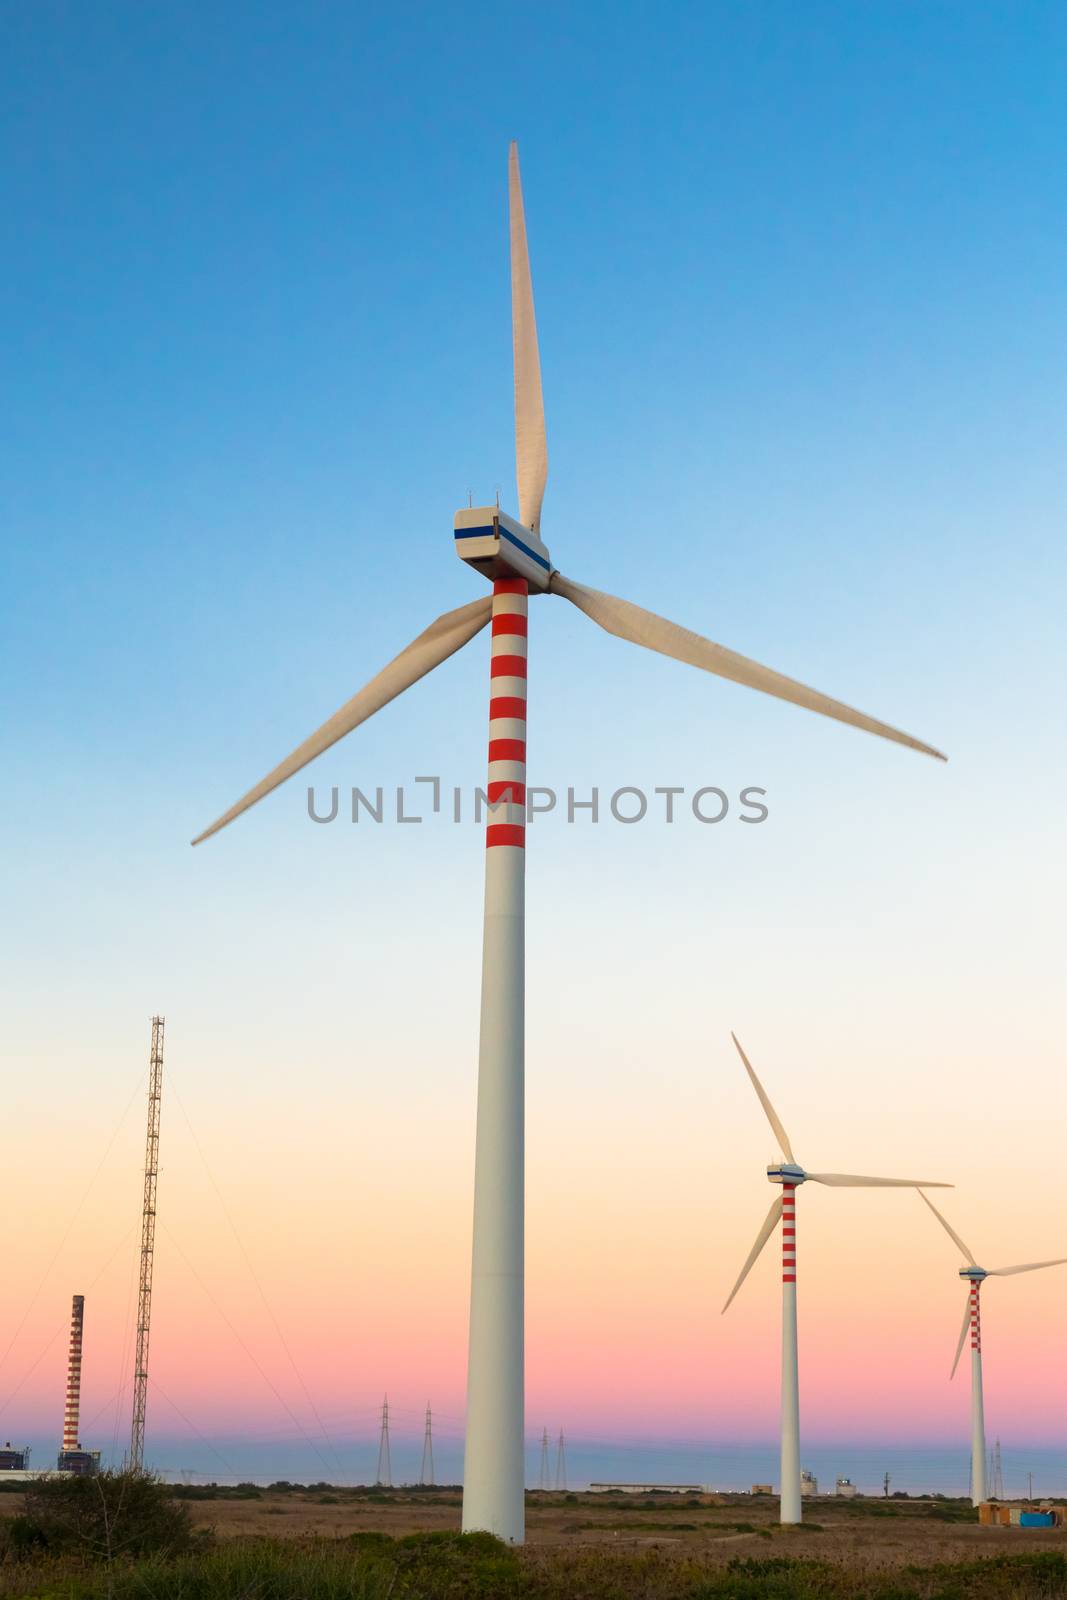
left=768, top=1163, right=807, bottom=1186
left=960, top=1267, right=987, bottom=1282
left=454, top=507, right=553, bottom=591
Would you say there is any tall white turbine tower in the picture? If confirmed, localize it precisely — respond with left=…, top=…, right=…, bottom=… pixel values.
left=918, top=1191, right=1067, bottom=1506
left=724, top=1035, right=950, bottom=1524
left=193, top=146, right=945, bottom=1544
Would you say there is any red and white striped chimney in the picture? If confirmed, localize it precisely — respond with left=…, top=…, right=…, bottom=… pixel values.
left=63, top=1294, right=85, bottom=1454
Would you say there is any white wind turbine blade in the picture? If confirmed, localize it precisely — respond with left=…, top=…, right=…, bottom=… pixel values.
left=986, top=1258, right=1067, bottom=1276
left=950, top=1293, right=971, bottom=1379
left=550, top=575, right=946, bottom=761
left=722, top=1196, right=784, bottom=1313
left=807, top=1173, right=952, bottom=1188
left=730, top=1033, right=794, bottom=1163
left=192, top=596, right=493, bottom=845
left=509, top=142, right=547, bottom=532
left=917, top=1189, right=977, bottom=1265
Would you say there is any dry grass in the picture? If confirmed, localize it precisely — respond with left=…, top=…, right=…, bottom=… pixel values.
left=3, top=1486, right=1065, bottom=1599
left=169, top=1485, right=1063, bottom=1571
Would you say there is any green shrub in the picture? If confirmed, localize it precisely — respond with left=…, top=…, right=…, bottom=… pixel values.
left=1, top=1515, right=48, bottom=1555
left=388, top=1530, right=524, bottom=1596
left=349, top=1530, right=394, bottom=1551
left=16, top=1470, right=195, bottom=1561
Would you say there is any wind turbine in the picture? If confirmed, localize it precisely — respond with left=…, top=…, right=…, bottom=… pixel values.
left=917, top=1190, right=1067, bottom=1506
left=193, top=144, right=945, bottom=1544
left=723, top=1034, right=951, bottom=1525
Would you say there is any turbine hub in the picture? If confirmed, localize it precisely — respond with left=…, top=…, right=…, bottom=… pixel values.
left=960, top=1266, right=987, bottom=1282
left=767, top=1163, right=806, bottom=1186
left=454, top=507, right=552, bottom=591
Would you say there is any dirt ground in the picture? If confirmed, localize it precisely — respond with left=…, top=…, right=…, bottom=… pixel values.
left=166, top=1487, right=1065, bottom=1571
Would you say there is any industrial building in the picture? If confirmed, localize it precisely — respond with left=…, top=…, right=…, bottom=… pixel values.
left=835, top=1477, right=859, bottom=1498
left=801, top=1469, right=819, bottom=1496
left=980, top=1503, right=1062, bottom=1528
left=0, top=1444, right=29, bottom=1471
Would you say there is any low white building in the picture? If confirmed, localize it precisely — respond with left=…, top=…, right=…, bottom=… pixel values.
left=588, top=1483, right=705, bottom=1495
left=801, top=1469, right=819, bottom=1496
left=835, top=1477, right=859, bottom=1498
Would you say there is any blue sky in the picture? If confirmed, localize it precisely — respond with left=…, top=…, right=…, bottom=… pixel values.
left=2, top=1, right=1066, bottom=1463
left=4, top=0, right=1063, bottom=1028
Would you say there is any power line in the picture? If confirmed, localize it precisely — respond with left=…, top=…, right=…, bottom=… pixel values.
left=0, top=1070, right=144, bottom=1380
left=85, top=1380, right=134, bottom=1441
left=165, top=1069, right=345, bottom=1481
left=159, top=1220, right=335, bottom=1477
left=109, top=1245, right=138, bottom=1464
left=0, top=1223, right=136, bottom=1419
left=148, top=1375, right=238, bottom=1478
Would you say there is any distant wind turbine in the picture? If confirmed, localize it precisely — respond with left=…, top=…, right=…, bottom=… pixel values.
left=723, top=1034, right=951, bottom=1524
left=918, top=1190, right=1067, bottom=1506
left=193, top=144, right=945, bottom=1545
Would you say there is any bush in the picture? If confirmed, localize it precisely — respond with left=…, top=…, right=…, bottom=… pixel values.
left=17, top=1469, right=195, bottom=1561
left=1, top=1515, right=48, bottom=1555
left=389, top=1531, right=524, bottom=1596
left=350, top=1530, right=395, bottom=1551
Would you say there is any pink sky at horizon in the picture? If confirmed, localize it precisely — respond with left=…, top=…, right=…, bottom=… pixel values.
left=3, top=982, right=1064, bottom=1456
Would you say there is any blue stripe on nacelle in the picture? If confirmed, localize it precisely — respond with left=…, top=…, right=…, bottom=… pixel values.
left=454, top=524, right=551, bottom=573
left=500, top=527, right=550, bottom=571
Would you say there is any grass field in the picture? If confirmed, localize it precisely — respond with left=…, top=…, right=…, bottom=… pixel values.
left=173, top=1482, right=1064, bottom=1568
left=2, top=1484, right=1066, bottom=1598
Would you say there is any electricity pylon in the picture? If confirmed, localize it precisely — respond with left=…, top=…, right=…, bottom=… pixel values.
left=376, top=1396, right=392, bottom=1487
left=419, top=1403, right=435, bottom=1486
left=130, top=1016, right=164, bottom=1472
left=555, top=1429, right=567, bottom=1491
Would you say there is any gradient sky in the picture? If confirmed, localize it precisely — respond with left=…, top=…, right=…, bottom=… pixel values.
left=2, top=1, right=1066, bottom=1483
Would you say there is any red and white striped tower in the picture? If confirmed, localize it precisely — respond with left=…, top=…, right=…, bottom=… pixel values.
left=462, top=576, right=528, bottom=1542
left=968, top=1276, right=987, bottom=1505
left=728, top=1042, right=951, bottom=1530
left=780, top=1185, right=801, bottom=1523
left=920, top=1193, right=1067, bottom=1509
left=63, top=1294, right=85, bottom=1454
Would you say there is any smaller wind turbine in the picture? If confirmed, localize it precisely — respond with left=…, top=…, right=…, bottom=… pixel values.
left=723, top=1034, right=951, bottom=1525
left=917, top=1190, right=1067, bottom=1506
